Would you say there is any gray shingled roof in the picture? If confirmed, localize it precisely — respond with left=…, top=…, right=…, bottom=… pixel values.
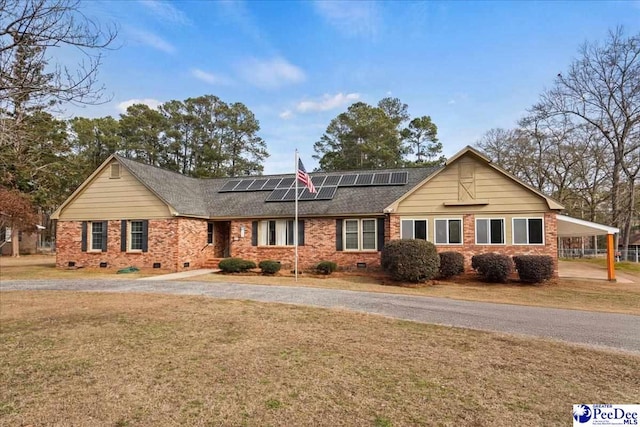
left=116, top=155, right=440, bottom=218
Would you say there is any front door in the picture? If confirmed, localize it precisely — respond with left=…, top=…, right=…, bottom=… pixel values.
left=212, top=221, right=231, bottom=258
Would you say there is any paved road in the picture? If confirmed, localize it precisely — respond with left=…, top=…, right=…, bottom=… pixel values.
left=2, top=279, right=639, bottom=354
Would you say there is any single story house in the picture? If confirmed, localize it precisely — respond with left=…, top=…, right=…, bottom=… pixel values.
left=51, top=146, right=583, bottom=274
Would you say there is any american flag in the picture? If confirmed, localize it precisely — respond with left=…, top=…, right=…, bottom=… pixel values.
left=297, top=158, right=317, bottom=194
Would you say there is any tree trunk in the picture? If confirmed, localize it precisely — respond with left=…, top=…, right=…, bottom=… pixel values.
left=11, top=226, right=20, bottom=257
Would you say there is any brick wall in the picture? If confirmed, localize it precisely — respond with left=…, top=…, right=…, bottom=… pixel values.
left=56, top=219, right=207, bottom=272
left=229, top=218, right=382, bottom=271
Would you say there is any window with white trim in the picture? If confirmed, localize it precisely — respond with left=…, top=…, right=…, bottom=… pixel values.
left=90, top=221, right=103, bottom=251
left=344, top=219, right=377, bottom=251
left=476, top=219, right=505, bottom=245
left=259, top=220, right=295, bottom=246
left=513, top=218, right=544, bottom=244
left=434, top=219, right=462, bottom=244
left=129, top=220, right=144, bottom=251
left=401, top=219, right=428, bottom=240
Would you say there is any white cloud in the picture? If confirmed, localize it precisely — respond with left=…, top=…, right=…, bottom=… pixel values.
left=296, top=93, right=360, bottom=113
left=191, top=68, right=232, bottom=85
left=139, top=0, right=191, bottom=25
left=130, top=28, right=176, bottom=53
left=239, top=57, right=305, bottom=89
left=117, top=98, right=162, bottom=113
left=447, top=99, right=456, bottom=105
left=314, top=1, right=381, bottom=38
left=279, top=110, right=294, bottom=120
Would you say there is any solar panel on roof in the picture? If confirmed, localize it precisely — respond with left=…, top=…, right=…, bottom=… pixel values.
left=355, top=173, right=373, bottom=185
left=219, top=180, right=241, bottom=192
left=373, top=172, right=391, bottom=184
left=262, top=178, right=282, bottom=190
left=265, top=188, right=288, bottom=202
left=278, top=177, right=295, bottom=188
left=248, top=179, right=267, bottom=190
left=311, top=175, right=326, bottom=186
left=323, top=175, right=341, bottom=186
left=299, top=188, right=317, bottom=200
left=390, top=171, right=408, bottom=184
left=282, top=188, right=302, bottom=201
left=233, top=179, right=254, bottom=191
left=315, top=186, right=337, bottom=200
left=339, top=174, right=357, bottom=186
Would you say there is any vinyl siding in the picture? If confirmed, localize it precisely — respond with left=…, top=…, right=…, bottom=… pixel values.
left=396, top=155, right=550, bottom=215
left=57, top=159, right=172, bottom=220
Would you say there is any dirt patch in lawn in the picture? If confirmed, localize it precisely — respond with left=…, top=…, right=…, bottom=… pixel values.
left=190, top=270, right=640, bottom=315
left=1, top=291, right=638, bottom=426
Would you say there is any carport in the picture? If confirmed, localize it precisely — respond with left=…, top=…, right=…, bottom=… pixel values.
left=556, top=215, right=620, bottom=281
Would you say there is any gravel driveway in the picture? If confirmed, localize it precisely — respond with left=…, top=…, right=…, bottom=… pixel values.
left=2, top=279, right=639, bottom=354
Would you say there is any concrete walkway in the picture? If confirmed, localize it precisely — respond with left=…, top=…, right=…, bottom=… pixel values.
left=2, top=279, right=639, bottom=354
left=137, top=269, right=217, bottom=281
left=559, top=261, right=637, bottom=284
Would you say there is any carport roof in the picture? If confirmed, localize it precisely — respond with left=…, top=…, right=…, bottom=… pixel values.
left=557, top=215, right=619, bottom=237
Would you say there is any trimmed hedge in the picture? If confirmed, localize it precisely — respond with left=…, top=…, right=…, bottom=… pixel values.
left=471, top=253, right=512, bottom=283
left=513, top=255, right=554, bottom=283
left=438, top=252, right=465, bottom=279
left=258, top=260, right=281, bottom=275
left=219, top=258, right=256, bottom=273
left=316, top=261, right=338, bottom=275
left=381, top=239, right=439, bottom=283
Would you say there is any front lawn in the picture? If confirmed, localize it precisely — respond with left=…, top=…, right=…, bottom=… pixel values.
left=1, top=291, right=638, bottom=426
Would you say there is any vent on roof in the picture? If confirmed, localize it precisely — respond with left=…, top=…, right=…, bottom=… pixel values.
left=110, top=163, right=120, bottom=179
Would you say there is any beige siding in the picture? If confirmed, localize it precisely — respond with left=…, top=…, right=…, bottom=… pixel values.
left=396, top=155, right=549, bottom=215
left=58, top=160, right=172, bottom=220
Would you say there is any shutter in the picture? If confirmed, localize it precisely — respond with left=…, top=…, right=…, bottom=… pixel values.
left=121, top=220, right=127, bottom=252
left=298, top=220, right=305, bottom=246
left=377, top=217, right=385, bottom=251
left=81, top=221, right=87, bottom=252
left=251, top=221, right=258, bottom=246
left=335, top=219, right=343, bottom=251
left=141, top=220, right=149, bottom=252
left=101, top=221, right=108, bottom=251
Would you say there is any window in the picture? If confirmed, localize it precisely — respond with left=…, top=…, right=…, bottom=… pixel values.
left=207, top=223, right=214, bottom=244
left=435, top=219, right=462, bottom=244
left=513, top=218, right=544, bottom=244
left=259, top=220, right=295, bottom=246
left=110, top=163, right=120, bottom=179
left=344, top=219, right=377, bottom=251
left=90, top=222, right=103, bottom=251
left=401, top=219, right=427, bottom=240
left=476, top=219, right=505, bottom=244
left=129, top=221, right=143, bottom=251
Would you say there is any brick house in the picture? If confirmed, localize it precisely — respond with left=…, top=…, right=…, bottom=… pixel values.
left=52, top=146, right=567, bottom=273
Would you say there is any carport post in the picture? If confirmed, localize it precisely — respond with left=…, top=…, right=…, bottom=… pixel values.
left=606, top=233, right=616, bottom=282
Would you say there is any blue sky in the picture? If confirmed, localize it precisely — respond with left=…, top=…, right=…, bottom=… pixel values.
left=68, top=0, right=640, bottom=174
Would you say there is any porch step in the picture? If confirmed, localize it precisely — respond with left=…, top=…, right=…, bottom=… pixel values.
left=203, top=258, right=224, bottom=269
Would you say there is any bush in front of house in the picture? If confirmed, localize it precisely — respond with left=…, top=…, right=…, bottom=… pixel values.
left=513, top=255, right=554, bottom=283
left=316, top=261, right=338, bottom=275
left=258, top=260, right=281, bottom=275
left=438, top=251, right=465, bottom=279
left=219, top=258, right=256, bottom=273
left=471, top=253, right=512, bottom=283
left=381, top=239, right=440, bottom=283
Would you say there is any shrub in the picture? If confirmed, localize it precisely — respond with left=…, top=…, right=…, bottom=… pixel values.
left=471, top=253, right=512, bottom=283
left=438, top=252, right=465, bottom=279
left=381, top=239, right=439, bottom=283
left=316, top=261, right=338, bottom=275
left=219, top=258, right=256, bottom=273
left=259, top=260, right=281, bottom=275
left=513, top=255, right=554, bottom=283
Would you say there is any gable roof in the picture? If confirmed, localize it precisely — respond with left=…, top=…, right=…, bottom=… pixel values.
left=385, top=146, right=564, bottom=212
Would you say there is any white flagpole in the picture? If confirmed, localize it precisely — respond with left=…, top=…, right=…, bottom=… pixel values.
left=294, top=149, right=299, bottom=281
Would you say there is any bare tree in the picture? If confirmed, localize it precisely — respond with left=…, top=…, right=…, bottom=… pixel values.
left=534, top=27, right=640, bottom=250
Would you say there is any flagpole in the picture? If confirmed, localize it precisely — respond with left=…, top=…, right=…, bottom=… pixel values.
left=294, top=149, right=299, bottom=282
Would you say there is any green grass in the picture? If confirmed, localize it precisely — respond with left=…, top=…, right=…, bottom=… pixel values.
left=561, top=257, right=640, bottom=273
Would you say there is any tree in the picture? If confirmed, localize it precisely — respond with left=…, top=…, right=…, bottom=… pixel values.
left=0, top=0, right=116, bottom=230
left=118, top=104, right=166, bottom=166
left=402, top=116, right=444, bottom=166
left=69, top=116, right=121, bottom=176
left=534, top=27, right=640, bottom=250
left=0, top=186, right=39, bottom=256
